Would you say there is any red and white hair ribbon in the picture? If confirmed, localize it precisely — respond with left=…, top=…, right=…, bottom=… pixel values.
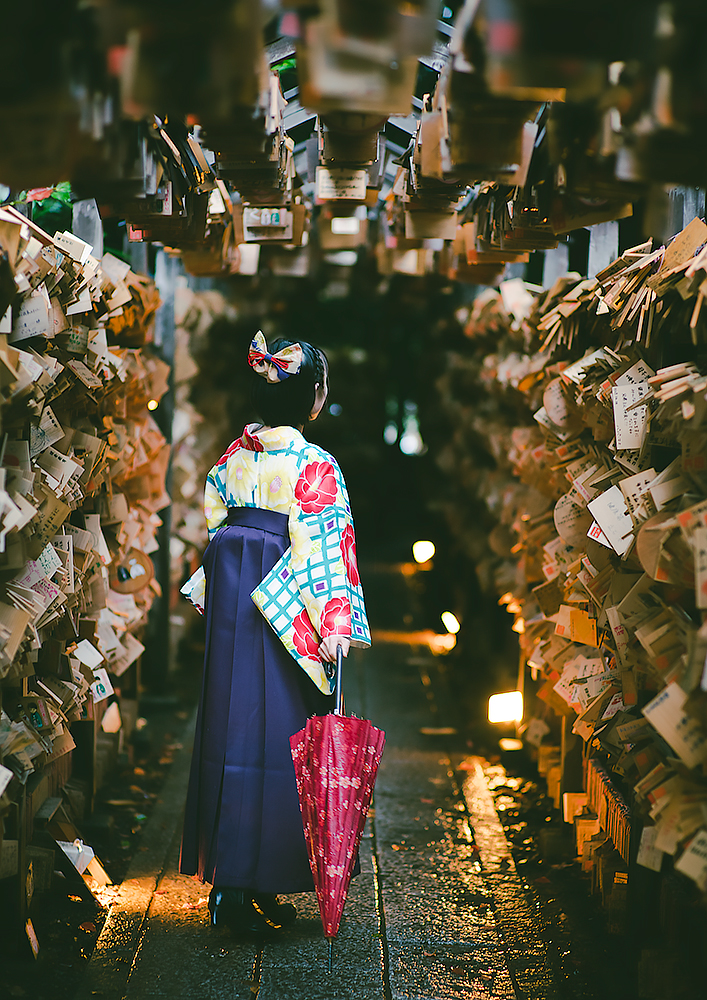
left=248, top=330, right=303, bottom=383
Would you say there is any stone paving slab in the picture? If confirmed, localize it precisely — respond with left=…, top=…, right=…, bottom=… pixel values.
left=257, top=832, right=384, bottom=1000
left=74, top=645, right=558, bottom=1000
left=122, top=825, right=257, bottom=1000
left=371, top=725, right=516, bottom=998
left=462, top=758, right=557, bottom=1000
left=74, top=711, right=198, bottom=1000
left=119, top=824, right=384, bottom=1000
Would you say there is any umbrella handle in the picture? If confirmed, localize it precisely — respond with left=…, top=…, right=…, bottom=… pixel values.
left=333, top=643, right=344, bottom=716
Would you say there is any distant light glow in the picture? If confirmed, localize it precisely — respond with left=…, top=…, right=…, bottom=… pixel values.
left=329, top=403, right=342, bottom=416
left=429, top=632, right=456, bottom=654
left=324, top=250, right=358, bottom=266
left=441, top=611, right=460, bottom=634
left=399, top=403, right=424, bottom=455
left=383, top=422, right=398, bottom=445
left=412, top=540, right=435, bottom=564
left=147, top=399, right=159, bottom=411
left=488, top=691, right=524, bottom=724
left=399, top=429, right=423, bottom=455
left=331, top=217, right=360, bottom=235
left=499, top=738, right=524, bottom=751
left=369, top=628, right=455, bottom=654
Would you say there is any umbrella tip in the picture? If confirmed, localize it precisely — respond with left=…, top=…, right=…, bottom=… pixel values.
left=327, top=938, right=333, bottom=974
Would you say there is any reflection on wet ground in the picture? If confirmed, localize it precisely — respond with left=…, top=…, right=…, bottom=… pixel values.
left=63, top=647, right=636, bottom=1000
left=70, top=643, right=576, bottom=1000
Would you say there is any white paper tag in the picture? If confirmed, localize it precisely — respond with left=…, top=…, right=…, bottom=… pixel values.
left=674, top=828, right=707, bottom=891
left=612, top=383, right=650, bottom=450
left=53, top=230, right=93, bottom=264
left=316, top=166, right=368, bottom=201
left=91, top=667, right=114, bottom=703
left=29, top=405, right=64, bottom=459
left=606, top=606, right=630, bottom=666
left=615, top=360, right=655, bottom=386
left=37, top=543, right=62, bottom=580
left=0, top=763, right=13, bottom=796
left=587, top=520, right=614, bottom=549
left=693, top=526, right=707, bottom=610
left=10, top=292, right=52, bottom=343
left=66, top=287, right=93, bottom=316
left=101, top=252, right=131, bottom=283
left=108, top=632, right=145, bottom=678
left=619, top=469, right=656, bottom=517
left=588, top=486, right=634, bottom=556
left=74, top=639, right=104, bottom=670
left=636, top=825, right=664, bottom=872
left=642, top=683, right=707, bottom=769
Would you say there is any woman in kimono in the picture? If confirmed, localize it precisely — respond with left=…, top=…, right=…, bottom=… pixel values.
left=179, top=333, right=369, bottom=935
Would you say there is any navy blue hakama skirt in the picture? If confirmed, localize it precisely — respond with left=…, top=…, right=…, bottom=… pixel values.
left=179, top=506, right=334, bottom=893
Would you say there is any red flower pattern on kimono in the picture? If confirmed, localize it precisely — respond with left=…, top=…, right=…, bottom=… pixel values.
left=320, top=597, right=351, bottom=637
left=238, top=426, right=265, bottom=452
left=294, top=462, right=337, bottom=514
left=217, top=428, right=264, bottom=465
left=292, top=609, right=320, bottom=659
left=340, top=523, right=360, bottom=587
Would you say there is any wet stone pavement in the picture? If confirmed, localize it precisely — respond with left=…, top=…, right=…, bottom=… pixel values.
left=74, top=645, right=557, bottom=1000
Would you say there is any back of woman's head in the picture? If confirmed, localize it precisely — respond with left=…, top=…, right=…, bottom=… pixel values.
left=251, top=337, right=327, bottom=429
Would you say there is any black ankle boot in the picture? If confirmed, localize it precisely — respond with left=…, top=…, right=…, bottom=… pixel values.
left=252, top=893, right=297, bottom=926
left=208, top=886, right=233, bottom=928
left=208, top=887, right=290, bottom=935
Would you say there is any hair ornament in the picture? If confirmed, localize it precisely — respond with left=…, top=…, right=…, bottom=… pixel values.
left=247, top=331, right=303, bottom=383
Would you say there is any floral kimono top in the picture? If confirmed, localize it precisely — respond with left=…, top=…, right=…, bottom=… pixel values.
left=181, top=423, right=371, bottom=694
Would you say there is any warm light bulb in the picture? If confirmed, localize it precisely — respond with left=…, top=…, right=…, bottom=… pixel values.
left=488, top=691, right=523, bottom=724
left=441, top=611, right=460, bottom=634
left=147, top=399, right=159, bottom=411
left=412, top=540, right=435, bottom=563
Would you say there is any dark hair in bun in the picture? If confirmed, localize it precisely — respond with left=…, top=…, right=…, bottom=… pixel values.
left=251, top=338, right=328, bottom=429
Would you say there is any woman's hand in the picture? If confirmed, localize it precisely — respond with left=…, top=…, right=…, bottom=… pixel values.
left=318, top=635, right=350, bottom=664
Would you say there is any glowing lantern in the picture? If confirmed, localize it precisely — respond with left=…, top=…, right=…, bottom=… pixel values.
left=488, top=691, right=523, bottom=724
left=412, top=540, right=435, bottom=563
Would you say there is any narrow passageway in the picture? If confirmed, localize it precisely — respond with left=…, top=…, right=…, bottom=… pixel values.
left=74, top=613, right=555, bottom=1000
left=6, top=8, right=707, bottom=999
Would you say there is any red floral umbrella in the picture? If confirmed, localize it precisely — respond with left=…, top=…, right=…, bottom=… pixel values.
left=290, top=647, right=385, bottom=970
